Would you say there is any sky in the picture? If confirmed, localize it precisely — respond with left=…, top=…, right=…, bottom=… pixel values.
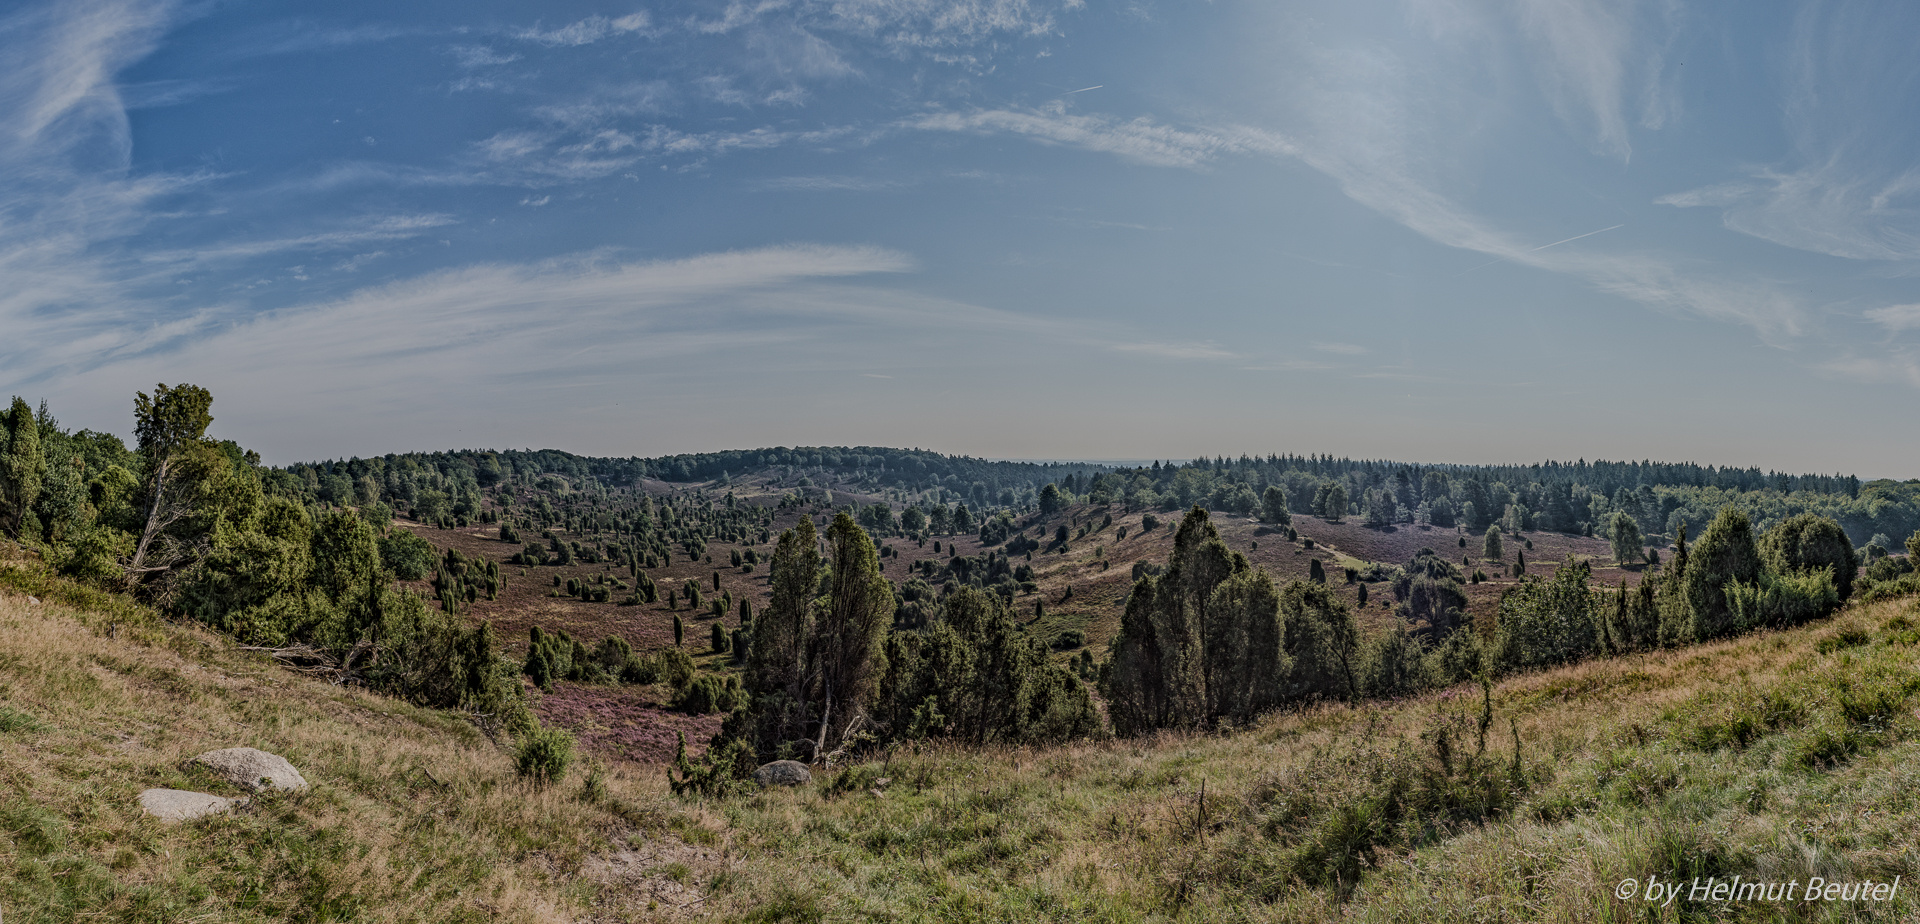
left=4, top=0, right=1920, bottom=477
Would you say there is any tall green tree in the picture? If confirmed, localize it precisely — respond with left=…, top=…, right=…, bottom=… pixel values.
left=1261, top=485, right=1291, bottom=525
left=127, top=383, right=214, bottom=580
left=1683, top=507, right=1763, bottom=642
left=0, top=397, right=44, bottom=539
left=812, top=512, right=894, bottom=756
left=1656, top=524, right=1693, bottom=645
left=1609, top=510, right=1643, bottom=565
left=1102, top=506, right=1285, bottom=733
left=1322, top=483, right=1348, bottom=523
left=748, top=515, right=818, bottom=715
left=1483, top=525, right=1503, bottom=561
left=1204, top=567, right=1289, bottom=722
left=1038, top=483, right=1066, bottom=515
left=1280, top=580, right=1358, bottom=701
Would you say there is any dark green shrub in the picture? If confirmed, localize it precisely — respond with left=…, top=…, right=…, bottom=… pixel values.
left=676, top=674, right=743, bottom=714
left=1725, top=569, right=1838, bottom=631
left=379, top=531, right=436, bottom=581
left=1759, top=513, right=1859, bottom=600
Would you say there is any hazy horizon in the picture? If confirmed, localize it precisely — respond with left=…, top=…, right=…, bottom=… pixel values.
left=7, top=1, right=1920, bottom=477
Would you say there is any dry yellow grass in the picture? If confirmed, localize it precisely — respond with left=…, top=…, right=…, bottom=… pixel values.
left=0, top=557, right=711, bottom=923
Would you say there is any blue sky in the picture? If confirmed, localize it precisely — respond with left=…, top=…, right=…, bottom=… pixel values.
left=5, top=0, right=1920, bottom=476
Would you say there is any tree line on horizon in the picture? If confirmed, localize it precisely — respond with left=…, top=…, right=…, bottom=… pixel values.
left=276, top=446, right=1920, bottom=563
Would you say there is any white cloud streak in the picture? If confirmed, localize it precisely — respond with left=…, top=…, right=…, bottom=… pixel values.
left=1656, top=4, right=1920, bottom=261
left=1865, top=303, right=1920, bottom=332
left=907, top=104, right=1293, bottom=169
left=515, top=13, right=652, bottom=47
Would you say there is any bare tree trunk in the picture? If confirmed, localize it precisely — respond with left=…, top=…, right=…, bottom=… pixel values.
left=814, top=687, right=833, bottom=763
left=128, top=457, right=172, bottom=574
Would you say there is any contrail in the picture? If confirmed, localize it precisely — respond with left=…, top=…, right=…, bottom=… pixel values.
left=1529, top=223, right=1625, bottom=252
left=1454, top=223, right=1626, bottom=276
left=1064, top=85, right=1103, bottom=94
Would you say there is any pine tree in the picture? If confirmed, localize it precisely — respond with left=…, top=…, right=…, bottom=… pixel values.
left=0, top=397, right=43, bottom=539
left=1039, top=483, right=1066, bottom=515
left=1102, top=506, right=1235, bottom=733
left=1261, top=485, right=1291, bottom=525
left=811, top=513, right=894, bottom=756
left=1483, top=525, right=1503, bottom=561
left=673, top=613, right=684, bottom=647
left=1323, top=484, right=1348, bottom=523
left=1609, top=510, right=1643, bottom=565
left=1657, top=524, right=1692, bottom=645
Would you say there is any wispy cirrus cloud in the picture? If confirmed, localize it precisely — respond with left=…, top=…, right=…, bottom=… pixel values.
left=754, top=174, right=906, bottom=191
left=136, top=214, right=458, bottom=266
left=1658, top=163, right=1920, bottom=263
left=474, top=122, right=865, bottom=180
left=815, top=0, right=1082, bottom=47
left=1182, top=1, right=1812, bottom=343
left=514, top=13, right=653, bottom=47
left=446, top=44, right=520, bottom=68
left=906, top=104, right=1292, bottom=169
left=1104, top=341, right=1237, bottom=361
left=1511, top=0, right=1677, bottom=161
left=1312, top=341, right=1368, bottom=355
left=1865, top=303, right=1920, bottom=332
left=0, top=0, right=196, bottom=381
left=1656, top=4, right=1920, bottom=262
left=48, top=242, right=1246, bottom=457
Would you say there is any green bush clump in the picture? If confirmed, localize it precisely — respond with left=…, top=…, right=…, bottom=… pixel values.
left=514, top=724, right=574, bottom=785
left=676, top=674, right=744, bottom=715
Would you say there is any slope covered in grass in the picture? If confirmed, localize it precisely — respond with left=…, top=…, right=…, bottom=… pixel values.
left=0, top=547, right=708, bottom=923
left=5, top=539, right=1919, bottom=922
left=691, top=595, right=1920, bottom=923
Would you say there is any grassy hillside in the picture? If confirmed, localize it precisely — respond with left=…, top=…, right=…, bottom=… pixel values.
left=5, top=539, right=1918, bottom=922
left=0, top=545, right=703, bottom=923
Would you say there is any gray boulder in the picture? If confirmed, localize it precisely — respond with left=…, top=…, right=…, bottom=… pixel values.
left=140, top=788, right=242, bottom=823
left=191, top=747, right=308, bottom=792
left=753, top=760, right=812, bottom=787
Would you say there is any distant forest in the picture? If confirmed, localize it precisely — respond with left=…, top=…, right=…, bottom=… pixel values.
left=277, top=447, right=1917, bottom=552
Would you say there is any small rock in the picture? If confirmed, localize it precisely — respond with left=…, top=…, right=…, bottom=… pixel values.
left=873, top=777, right=892, bottom=789
left=190, top=747, right=308, bottom=792
left=26, top=595, right=39, bottom=606
left=140, top=788, right=243, bottom=823
left=753, top=760, right=811, bottom=787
